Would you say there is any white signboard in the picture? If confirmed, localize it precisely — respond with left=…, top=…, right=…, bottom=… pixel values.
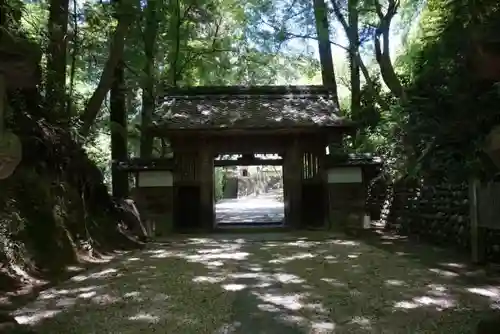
left=327, top=167, right=362, bottom=184
left=138, top=171, right=173, bottom=187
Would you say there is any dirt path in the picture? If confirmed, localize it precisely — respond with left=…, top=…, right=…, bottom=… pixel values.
left=11, top=232, right=500, bottom=333
left=215, top=190, right=284, bottom=224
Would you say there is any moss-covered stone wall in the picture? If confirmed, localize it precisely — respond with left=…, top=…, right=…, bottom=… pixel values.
left=372, top=179, right=500, bottom=262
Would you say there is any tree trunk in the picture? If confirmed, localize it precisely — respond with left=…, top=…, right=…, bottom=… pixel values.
left=348, top=0, right=360, bottom=115
left=46, top=0, right=70, bottom=121
left=110, top=0, right=129, bottom=198
left=79, top=3, right=134, bottom=138
left=166, top=0, right=181, bottom=87
left=312, top=0, right=340, bottom=107
left=372, top=0, right=405, bottom=101
left=140, top=0, right=159, bottom=158
left=67, top=0, right=78, bottom=117
left=0, top=0, right=7, bottom=26
left=110, top=60, right=129, bottom=198
left=374, top=25, right=405, bottom=101
left=331, top=0, right=390, bottom=111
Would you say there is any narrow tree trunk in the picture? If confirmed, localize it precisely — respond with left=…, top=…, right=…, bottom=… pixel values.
left=372, top=0, right=406, bottom=101
left=166, top=0, right=181, bottom=86
left=330, top=0, right=389, bottom=111
left=66, top=0, right=78, bottom=117
left=312, top=0, right=340, bottom=106
left=374, top=25, right=405, bottom=101
left=110, top=60, right=129, bottom=198
left=347, top=0, right=363, bottom=147
left=79, top=4, right=133, bottom=138
left=140, top=0, right=159, bottom=158
left=348, top=0, right=360, bottom=115
left=46, top=0, right=70, bottom=121
left=0, top=0, right=6, bottom=26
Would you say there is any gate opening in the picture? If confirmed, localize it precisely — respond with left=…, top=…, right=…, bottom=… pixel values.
left=213, top=154, right=284, bottom=228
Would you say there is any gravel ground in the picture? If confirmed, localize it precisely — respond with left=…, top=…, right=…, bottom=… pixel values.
left=11, top=232, right=500, bottom=333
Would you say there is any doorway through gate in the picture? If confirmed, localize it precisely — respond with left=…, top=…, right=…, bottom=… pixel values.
left=213, top=154, right=285, bottom=228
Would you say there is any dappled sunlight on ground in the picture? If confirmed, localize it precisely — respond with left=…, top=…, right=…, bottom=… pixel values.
left=10, top=232, right=500, bottom=333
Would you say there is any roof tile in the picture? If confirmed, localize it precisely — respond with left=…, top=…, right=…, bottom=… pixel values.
left=154, top=93, right=345, bottom=129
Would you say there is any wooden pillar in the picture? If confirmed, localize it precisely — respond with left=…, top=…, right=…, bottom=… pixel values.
left=284, top=138, right=302, bottom=229
left=469, top=177, right=481, bottom=263
left=317, top=148, right=328, bottom=227
left=199, top=145, right=214, bottom=230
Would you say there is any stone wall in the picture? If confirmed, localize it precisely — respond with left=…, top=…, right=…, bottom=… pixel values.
left=376, top=179, right=500, bottom=262
left=385, top=181, right=469, bottom=247
left=328, top=183, right=366, bottom=230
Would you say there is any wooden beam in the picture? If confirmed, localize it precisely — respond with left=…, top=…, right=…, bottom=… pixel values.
left=157, top=85, right=336, bottom=100
left=214, top=158, right=283, bottom=167
left=149, top=125, right=354, bottom=139
left=113, top=158, right=174, bottom=171
left=169, top=132, right=334, bottom=156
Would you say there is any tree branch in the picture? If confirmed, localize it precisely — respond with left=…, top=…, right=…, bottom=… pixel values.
left=330, top=0, right=387, bottom=110
left=263, top=19, right=351, bottom=51
left=181, top=3, right=194, bottom=21
left=123, top=62, right=141, bottom=77
left=175, top=18, right=225, bottom=76
left=373, top=0, right=384, bottom=19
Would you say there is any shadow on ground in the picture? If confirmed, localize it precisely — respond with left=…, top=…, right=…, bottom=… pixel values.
left=10, top=232, right=500, bottom=333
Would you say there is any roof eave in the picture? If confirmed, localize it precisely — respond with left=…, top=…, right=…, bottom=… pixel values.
left=146, top=122, right=357, bottom=138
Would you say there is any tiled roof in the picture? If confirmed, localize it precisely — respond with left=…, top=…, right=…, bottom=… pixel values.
left=153, top=86, right=348, bottom=130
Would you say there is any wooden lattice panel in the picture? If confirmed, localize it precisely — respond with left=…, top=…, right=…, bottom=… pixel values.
left=174, top=152, right=198, bottom=183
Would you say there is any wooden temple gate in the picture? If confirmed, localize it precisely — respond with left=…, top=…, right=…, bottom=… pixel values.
left=166, top=131, right=335, bottom=231
left=117, top=86, right=380, bottom=235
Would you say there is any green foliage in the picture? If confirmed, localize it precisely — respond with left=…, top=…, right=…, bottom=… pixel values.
left=398, top=0, right=500, bottom=180
left=347, top=0, right=500, bottom=181
left=56, top=0, right=321, bottom=155
left=84, top=134, right=112, bottom=186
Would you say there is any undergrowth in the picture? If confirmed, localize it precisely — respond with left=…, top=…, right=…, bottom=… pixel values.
left=0, top=89, right=143, bottom=294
